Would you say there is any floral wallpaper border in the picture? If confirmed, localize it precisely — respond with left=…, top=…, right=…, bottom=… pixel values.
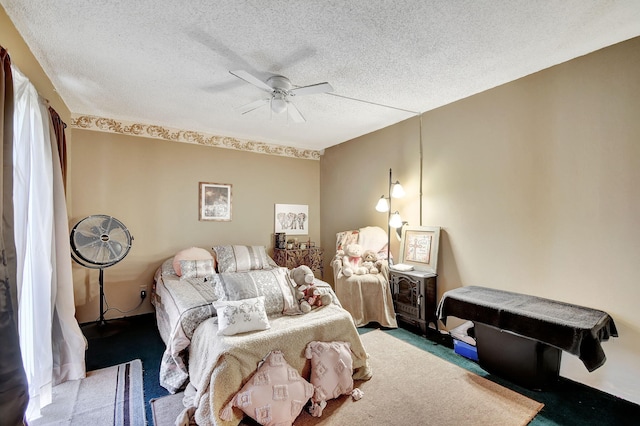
left=69, top=115, right=321, bottom=160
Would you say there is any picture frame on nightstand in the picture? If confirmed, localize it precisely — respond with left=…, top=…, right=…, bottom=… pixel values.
left=398, top=226, right=441, bottom=274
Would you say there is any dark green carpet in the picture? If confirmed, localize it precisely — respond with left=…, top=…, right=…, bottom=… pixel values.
left=85, top=314, right=639, bottom=426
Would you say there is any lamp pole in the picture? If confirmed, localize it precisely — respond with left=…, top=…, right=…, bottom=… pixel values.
left=386, top=168, right=392, bottom=265
left=377, top=168, right=404, bottom=265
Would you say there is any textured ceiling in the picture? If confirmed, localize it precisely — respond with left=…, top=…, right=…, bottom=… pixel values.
left=3, top=1, right=640, bottom=152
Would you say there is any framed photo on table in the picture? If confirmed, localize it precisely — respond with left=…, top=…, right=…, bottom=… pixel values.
left=399, top=226, right=441, bottom=274
left=199, top=182, right=232, bottom=221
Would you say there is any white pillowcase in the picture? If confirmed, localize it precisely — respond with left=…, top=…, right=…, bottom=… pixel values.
left=173, top=247, right=214, bottom=276
left=213, top=296, right=270, bottom=336
left=179, top=259, right=215, bottom=279
left=212, top=245, right=274, bottom=272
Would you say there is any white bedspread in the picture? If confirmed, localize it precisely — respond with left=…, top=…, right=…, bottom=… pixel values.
left=186, top=304, right=372, bottom=426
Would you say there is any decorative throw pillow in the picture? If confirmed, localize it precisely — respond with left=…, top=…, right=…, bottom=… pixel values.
left=305, top=340, right=363, bottom=417
left=213, top=296, right=270, bottom=336
left=213, top=245, right=273, bottom=273
left=221, top=350, right=314, bottom=425
left=215, top=268, right=291, bottom=316
left=335, top=230, right=360, bottom=252
left=179, top=259, right=215, bottom=280
left=160, top=257, right=177, bottom=276
left=173, top=247, right=214, bottom=276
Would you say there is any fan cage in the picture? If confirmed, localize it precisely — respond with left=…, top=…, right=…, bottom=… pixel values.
left=70, top=215, right=132, bottom=268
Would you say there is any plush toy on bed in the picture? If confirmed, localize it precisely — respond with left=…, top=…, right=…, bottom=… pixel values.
left=361, top=249, right=380, bottom=274
left=342, top=243, right=368, bottom=277
left=290, top=265, right=331, bottom=313
left=300, top=284, right=332, bottom=313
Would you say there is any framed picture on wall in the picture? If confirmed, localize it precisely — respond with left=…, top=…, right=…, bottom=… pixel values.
left=399, top=226, right=441, bottom=274
left=199, top=182, right=232, bottom=221
left=274, top=204, right=308, bottom=235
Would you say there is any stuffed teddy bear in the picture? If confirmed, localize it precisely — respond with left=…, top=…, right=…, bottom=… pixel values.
left=342, top=243, right=368, bottom=277
left=361, top=249, right=380, bottom=274
left=289, top=265, right=331, bottom=313
left=300, top=284, right=332, bottom=312
left=290, top=264, right=314, bottom=288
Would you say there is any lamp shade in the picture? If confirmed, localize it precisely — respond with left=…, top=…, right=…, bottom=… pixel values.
left=389, top=211, right=403, bottom=228
left=375, top=196, right=390, bottom=212
left=271, top=97, right=287, bottom=114
left=391, top=181, right=405, bottom=198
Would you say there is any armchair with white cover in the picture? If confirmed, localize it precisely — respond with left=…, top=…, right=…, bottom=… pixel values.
left=331, top=226, right=398, bottom=328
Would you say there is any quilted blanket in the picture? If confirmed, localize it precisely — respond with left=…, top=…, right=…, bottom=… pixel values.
left=153, top=259, right=343, bottom=393
left=185, top=304, right=372, bottom=426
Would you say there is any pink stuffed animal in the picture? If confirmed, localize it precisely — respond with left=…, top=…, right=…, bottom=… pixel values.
left=301, top=284, right=331, bottom=310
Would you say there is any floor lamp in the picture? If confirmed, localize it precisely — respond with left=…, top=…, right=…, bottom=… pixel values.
left=376, top=168, right=405, bottom=264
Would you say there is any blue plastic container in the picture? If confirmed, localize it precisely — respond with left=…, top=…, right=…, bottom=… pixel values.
left=453, top=339, right=479, bottom=361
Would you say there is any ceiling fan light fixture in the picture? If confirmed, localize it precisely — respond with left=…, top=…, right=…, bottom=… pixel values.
left=230, top=70, right=333, bottom=123
left=271, top=96, right=287, bottom=114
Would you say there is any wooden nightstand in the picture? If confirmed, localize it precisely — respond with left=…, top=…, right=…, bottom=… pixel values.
left=273, top=247, right=324, bottom=278
left=389, top=269, right=438, bottom=335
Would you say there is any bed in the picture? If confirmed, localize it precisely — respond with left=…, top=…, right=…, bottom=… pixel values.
left=152, top=246, right=372, bottom=426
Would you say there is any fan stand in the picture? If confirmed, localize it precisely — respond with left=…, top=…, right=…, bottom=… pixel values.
left=80, top=268, right=129, bottom=339
left=71, top=215, right=133, bottom=339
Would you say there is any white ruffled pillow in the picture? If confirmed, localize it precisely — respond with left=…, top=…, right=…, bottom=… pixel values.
left=213, top=296, right=270, bottom=336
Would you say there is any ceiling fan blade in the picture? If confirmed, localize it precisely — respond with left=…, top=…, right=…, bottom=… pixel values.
left=286, top=100, right=306, bottom=123
left=237, top=98, right=269, bottom=114
left=229, top=70, right=273, bottom=92
left=289, top=82, right=334, bottom=97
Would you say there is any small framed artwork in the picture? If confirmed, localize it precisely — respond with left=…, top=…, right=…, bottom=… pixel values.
left=399, top=226, right=441, bottom=274
left=274, top=204, right=308, bottom=235
left=199, top=182, right=232, bottom=221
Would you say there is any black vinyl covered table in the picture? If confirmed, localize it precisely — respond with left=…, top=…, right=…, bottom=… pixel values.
left=437, top=286, right=618, bottom=372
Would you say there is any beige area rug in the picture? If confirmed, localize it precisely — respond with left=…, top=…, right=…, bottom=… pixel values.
left=152, top=331, right=543, bottom=425
left=31, top=359, right=146, bottom=426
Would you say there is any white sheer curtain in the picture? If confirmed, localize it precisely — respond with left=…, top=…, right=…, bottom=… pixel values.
left=12, top=66, right=86, bottom=421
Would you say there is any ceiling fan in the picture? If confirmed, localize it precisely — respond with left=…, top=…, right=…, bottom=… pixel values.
left=229, top=70, right=333, bottom=123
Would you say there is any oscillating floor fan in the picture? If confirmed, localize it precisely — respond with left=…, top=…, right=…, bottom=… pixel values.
left=70, top=214, right=133, bottom=338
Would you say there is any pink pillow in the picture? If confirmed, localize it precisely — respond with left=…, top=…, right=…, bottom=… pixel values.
left=172, top=247, right=213, bottom=276
left=305, top=340, right=362, bottom=417
left=221, top=350, right=314, bottom=425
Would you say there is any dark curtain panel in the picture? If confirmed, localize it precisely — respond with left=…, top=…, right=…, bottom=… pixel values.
left=0, top=46, right=29, bottom=426
left=48, top=107, right=67, bottom=191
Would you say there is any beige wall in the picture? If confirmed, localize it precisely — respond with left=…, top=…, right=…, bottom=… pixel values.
left=320, top=116, right=423, bottom=275
left=69, top=130, right=320, bottom=322
left=321, top=36, right=640, bottom=404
